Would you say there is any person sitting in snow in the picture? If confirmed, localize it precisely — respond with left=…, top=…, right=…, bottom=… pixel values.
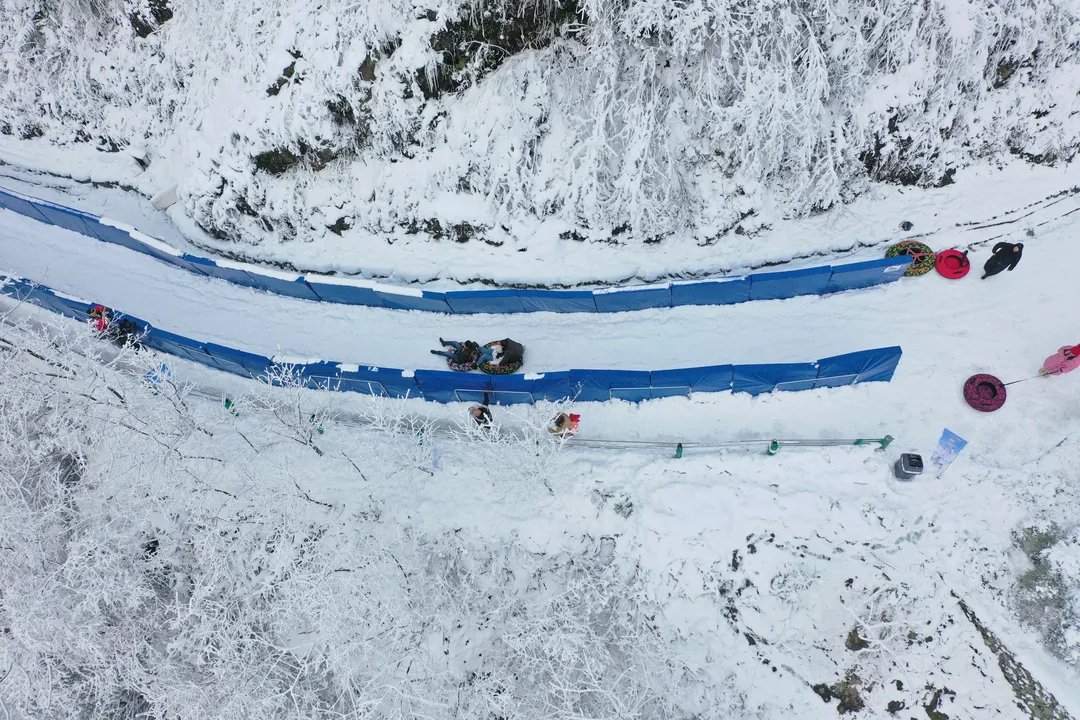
left=980, top=242, right=1023, bottom=279
left=430, top=338, right=493, bottom=365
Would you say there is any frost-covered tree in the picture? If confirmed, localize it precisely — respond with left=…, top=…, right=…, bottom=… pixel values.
left=0, top=311, right=710, bottom=719
left=1, top=0, right=1076, bottom=253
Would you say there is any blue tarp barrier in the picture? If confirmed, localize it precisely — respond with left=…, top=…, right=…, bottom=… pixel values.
left=0, top=189, right=50, bottom=223
left=506, top=371, right=576, bottom=402
left=335, top=366, right=419, bottom=397
left=517, top=289, right=597, bottom=313
left=484, top=373, right=542, bottom=404
left=815, top=347, right=902, bottom=388
left=181, top=254, right=266, bottom=290
left=748, top=266, right=833, bottom=301
left=444, top=289, right=525, bottom=314
left=3, top=278, right=89, bottom=320
left=592, top=284, right=672, bottom=313
left=569, top=369, right=652, bottom=402
left=27, top=202, right=99, bottom=238
left=650, top=365, right=734, bottom=394
left=732, top=362, right=819, bottom=396
left=303, top=280, right=387, bottom=307
left=371, top=290, right=453, bottom=313
left=292, top=361, right=346, bottom=389
left=142, top=328, right=215, bottom=364
left=86, top=220, right=172, bottom=263
left=826, top=257, right=912, bottom=293
left=413, top=369, right=492, bottom=403
left=236, top=273, right=323, bottom=302
left=202, top=342, right=272, bottom=378
left=670, top=277, right=752, bottom=307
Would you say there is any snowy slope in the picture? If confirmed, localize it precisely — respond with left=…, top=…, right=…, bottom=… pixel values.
left=1, top=0, right=1078, bottom=285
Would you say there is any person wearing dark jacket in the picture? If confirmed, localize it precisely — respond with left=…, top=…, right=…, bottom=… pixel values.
left=981, top=242, right=1023, bottom=279
left=492, top=338, right=525, bottom=366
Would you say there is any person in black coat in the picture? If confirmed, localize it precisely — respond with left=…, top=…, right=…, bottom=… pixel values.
left=493, top=338, right=525, bottom=366
left=981, top=242, right=1023, bottom=279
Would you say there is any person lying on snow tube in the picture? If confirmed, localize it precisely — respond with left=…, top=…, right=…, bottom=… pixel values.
left=430, top=338, right=494, bottom=370
left=481, top=338, right=526, bottom=374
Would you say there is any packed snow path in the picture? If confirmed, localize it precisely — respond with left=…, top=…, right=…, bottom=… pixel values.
left=0, top=204, right=1074, bottom=378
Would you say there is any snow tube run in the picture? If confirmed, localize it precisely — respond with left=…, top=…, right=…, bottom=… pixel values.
left=935, top=249, right=970, bottom=279
left=886, top=241, right=935, bottom=277
left=1041, top=347, right=1080, bottom=376
left=963, top=373, right=1006, bottom=412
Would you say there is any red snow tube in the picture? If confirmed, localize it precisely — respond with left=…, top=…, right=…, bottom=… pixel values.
left=935, top=249, right=970, bottom=279
left=964, top=373, right=1006, bottom=412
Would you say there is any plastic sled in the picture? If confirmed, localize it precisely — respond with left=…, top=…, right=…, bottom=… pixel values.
left=935, top=249, right=970, bottom=279
left=1041, top=347, right=1080, bottom=376
left=963, top=373, right=1006, bottom=412
left=886, top=241, right=935, bottom=276
left=479, top=341, right=523, bottom=375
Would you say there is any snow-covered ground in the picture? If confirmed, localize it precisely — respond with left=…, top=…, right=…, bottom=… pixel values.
left=2, top=163, right=1080, bottom=718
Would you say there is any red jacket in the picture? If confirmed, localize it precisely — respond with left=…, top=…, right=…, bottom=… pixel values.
left=1066, top=344, right=1080, bottom=360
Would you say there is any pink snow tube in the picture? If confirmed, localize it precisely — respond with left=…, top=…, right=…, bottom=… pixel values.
left=964, top=373, right=1006, bottom=412
left=1041, top=347, right=1080, bottom=376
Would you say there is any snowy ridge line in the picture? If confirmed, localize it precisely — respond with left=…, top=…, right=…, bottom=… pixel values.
left=0, top=185, right=912, bottom=314
left=0, top=274, right=903, bottom=405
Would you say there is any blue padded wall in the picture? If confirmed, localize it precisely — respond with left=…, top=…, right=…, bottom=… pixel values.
left=670, top=277, right=752, bottom=307
left=413, top=369, right=492, bottom=403
left=732, top=362, right=819, bottom=396
left=650, top=365, right=735, bottom=395
left=748, top=266, right=833, bottom=301
left=0, top=189, right=50, bottom=223
left=592, top=284, right=671, bottom=313
left=569, top=369, right=652, bottom=402
left=815, top=347, right=902, bottom=388
left=372, top=290, right=453, bottom=313
left=303, top=280, right=386, bottom=307
left=826, top=257, right=912, bottom=293
left=517, top=290, right=597, bottom=313
left=444, top=289, right=526, bottom=314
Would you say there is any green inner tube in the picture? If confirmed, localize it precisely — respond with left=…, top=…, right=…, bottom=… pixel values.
left=885, top=240, right=935, bottom=276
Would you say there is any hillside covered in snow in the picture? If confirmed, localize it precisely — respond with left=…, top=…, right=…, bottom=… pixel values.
left=1, top=0, right=1078, bottom=282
